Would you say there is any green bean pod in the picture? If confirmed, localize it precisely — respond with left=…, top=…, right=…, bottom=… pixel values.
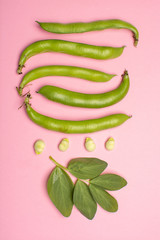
left=17, top=65, right=116, bottom=96
left=17, top=39, right=125, bottom=74
left=24, top=97, right=131, bottom=134
left=37, top=70, right=129, bottom=108
left=36, top=19, right=139, bottom=46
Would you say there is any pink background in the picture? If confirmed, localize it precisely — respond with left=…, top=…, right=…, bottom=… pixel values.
left=0, top=0, right=160, bottom=239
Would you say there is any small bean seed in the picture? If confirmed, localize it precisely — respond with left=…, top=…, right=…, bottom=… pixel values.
left=105, top=137, right=115, bottom=151
left=34, top=139, right=45, bottom=154
left=58, top=138, right=69, bottom=152
left=85, top=137, right=96, bottom=152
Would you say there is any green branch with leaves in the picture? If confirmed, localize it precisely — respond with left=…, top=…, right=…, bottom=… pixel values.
left=47, top=156, right=127, bottom=220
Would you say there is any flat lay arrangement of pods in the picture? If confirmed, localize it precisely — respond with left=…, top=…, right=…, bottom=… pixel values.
left=17, top=19, right=139, bottom=219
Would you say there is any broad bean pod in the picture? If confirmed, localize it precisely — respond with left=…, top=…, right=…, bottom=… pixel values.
left=24, top=96, right=131, bottom=134
left=37, top=70, right=129, bottom=108
left=36, top=19, right=139, bottom=46
left=17, top=65, right=116, bottom=96
left=17, top=39, right=125, bottom=74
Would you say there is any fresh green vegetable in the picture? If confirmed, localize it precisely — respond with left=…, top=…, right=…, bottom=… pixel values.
left=47, top=166, right=74, bottom=217
left=48, top=156, right=127, bottom=219
left=36, top=19, right=139, bottom=46
left=24, top=95, right=131, bottom=134
left=17, top=39, right=125, bottom=74
left=89, top=184, right=118, bottom=212
left=37, top=70, right=129, bottom=108
left=90, top=174, right=127, bottom=190
left=67, top=157, right=107, bottom=179
left=84, top=137, right=96, bottom=152
left=34, top=139, right=45, bottom=154
left=73, top=180, right=97, bottom=220
left=58, top=138, right=69, bottom=152
left=17, top=65, right=115, bottom=96
left=105, top=137, right=115, bottom=150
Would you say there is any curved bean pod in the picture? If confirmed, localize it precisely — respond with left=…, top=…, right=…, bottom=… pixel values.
left=17, top=39, right=125, bottom=74
left=17, top=65, right=116, bottom=96
left=36, top=19, right=139, bottom=46
left=24, top=97, right=131, bottom=133
left=37, top=70, right=129, bottom=108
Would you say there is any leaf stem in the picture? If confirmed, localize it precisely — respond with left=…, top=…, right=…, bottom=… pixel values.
left=78, top=179, right=90, bottom=185
left=49, top=156, right=68, bottom=171
left=85, top=180, right=90, bottom=183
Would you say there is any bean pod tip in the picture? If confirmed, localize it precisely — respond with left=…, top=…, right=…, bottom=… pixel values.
left=35, top=21, right=41, bottom=26
left=17, top=65, right=24, bottom=74
left=133, top=36, right=138, bottom=47
left=121, top=69, right=128, bottom=77
left=24, top=94, right=31, bottom=105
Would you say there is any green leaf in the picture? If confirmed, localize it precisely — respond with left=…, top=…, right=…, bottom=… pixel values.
left=90, top=174, right=127, bottom=190
left=89, top=184, right=118, bottom=212
left=47, top=166, right=74, bottom=217
left=73, top=180, right=97, bottom=220
left=67, top=158, right=108, bottom=179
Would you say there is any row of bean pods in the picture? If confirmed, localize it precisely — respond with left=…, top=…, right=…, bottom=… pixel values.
left=17, top=19, right=138, bottom=133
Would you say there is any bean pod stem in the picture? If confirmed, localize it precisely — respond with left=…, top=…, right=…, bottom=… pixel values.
left=36, top=19, right=139, bottom=46
left=17, top=39, right=125, bottom=74
left=37, top=70, right=129, bottom=108
left=24, top=96, right=131, bottom=134
left=17, top=65, right=116, bottom=96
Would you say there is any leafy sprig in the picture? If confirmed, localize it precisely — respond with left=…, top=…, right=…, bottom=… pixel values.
left=47, top=156, right=127, bottom=220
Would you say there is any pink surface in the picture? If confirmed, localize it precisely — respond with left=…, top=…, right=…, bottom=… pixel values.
left=0, top=0, right=160, bottom=239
